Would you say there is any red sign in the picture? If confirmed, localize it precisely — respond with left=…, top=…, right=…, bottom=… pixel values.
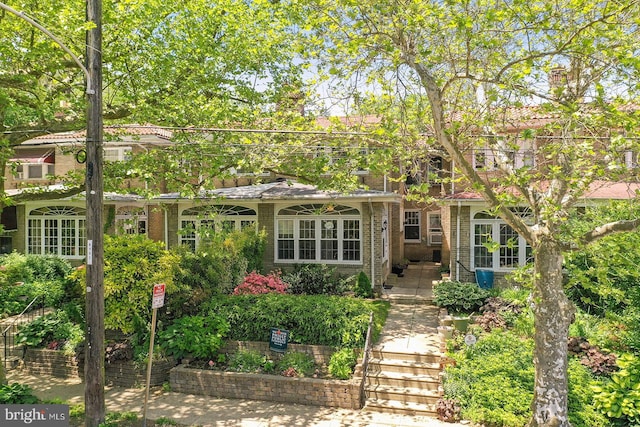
left=152, top=283, right=165, bottom=309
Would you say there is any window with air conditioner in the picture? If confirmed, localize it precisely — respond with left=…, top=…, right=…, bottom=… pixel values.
left=428, top=212, right=442, bottom=245
left=15, top=163, right=55, bottom=180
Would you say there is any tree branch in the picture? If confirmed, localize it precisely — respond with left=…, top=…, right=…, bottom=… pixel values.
left=580, top=217, right=640, bottom=246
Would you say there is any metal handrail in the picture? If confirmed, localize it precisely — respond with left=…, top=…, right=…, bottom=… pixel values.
left=3, top=295, right=45, bottom=369
left=359, top=311, right=374, bottom=408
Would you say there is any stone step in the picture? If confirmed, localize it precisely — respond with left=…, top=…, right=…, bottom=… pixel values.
left=381, top=295, right=434, bottom=305
left=364, top=398, right=438, bottom=417
left=366, top=371, right=441, bottom=390
left=370, top=349, right=441, bottom=364
left=368, top=358, right=441, bottom=376
left=365, top=384, right=442, bottom=404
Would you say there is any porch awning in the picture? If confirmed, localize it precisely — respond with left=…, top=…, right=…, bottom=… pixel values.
left=9, top=149, right=54, bottom=164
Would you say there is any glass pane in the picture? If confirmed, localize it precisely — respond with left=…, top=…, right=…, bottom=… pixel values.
left=405, top=225, right=420, bottom=240
left=44, top=219, right=58, bottom=255
left=28, top=219, right=42, bottom=254
left=61, top=219, right=76, bottom=256
left=28, top=165, right=43, bottom=179
left=343, top=220, right=360, bottom=261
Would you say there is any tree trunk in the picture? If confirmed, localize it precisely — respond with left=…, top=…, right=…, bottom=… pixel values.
left=528, top=237, right=575, bottom=427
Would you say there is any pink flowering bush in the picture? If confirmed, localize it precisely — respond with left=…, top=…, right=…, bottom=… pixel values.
left=232, top=271, right=288, bottom=295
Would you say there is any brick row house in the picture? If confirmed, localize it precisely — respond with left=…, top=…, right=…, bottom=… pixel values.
left=3, top=107, right=638, bottom=291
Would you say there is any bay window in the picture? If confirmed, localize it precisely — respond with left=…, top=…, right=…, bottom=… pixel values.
left=276, top=204, right=361, bottom=264
left=179, top=204, right=257, bottom=250
left=27, top=206, right=86, bottom=259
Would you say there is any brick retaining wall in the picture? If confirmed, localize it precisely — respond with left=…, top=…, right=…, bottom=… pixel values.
left=170, top=365, right=363, bottom=409
left=23, top=348, right=175, bottom=387
left=23, top=348, right=80, bottom=378
left=219, top=341, right=335, bottom=366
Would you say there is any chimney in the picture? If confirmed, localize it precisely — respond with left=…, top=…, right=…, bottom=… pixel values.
left=549, top=66, right=568, bottom=92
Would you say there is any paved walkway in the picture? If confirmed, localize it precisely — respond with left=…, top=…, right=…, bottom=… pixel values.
left=7, top=263, right=465, bottom=427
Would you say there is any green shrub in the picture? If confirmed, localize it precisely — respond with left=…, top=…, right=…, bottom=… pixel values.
left=282, top=264, right=351, bottom=295
left=434, top=281, right=489, bottom=315
left=444, top=330, right=535, bottom=426
left=159, top=314, right=230, bottom=361
left=16, top=309, right=84, bottom=353
left=0, top=383, right=39, bottom=404
left=354, top=272, right=373, bottom=298
left=71, top=235, right=179, bottom=335
left=328, top=348, right=357, bottom=379
left=228, top=350, right=267, bottom=373
left=206, top=294, right=388, bottom=348
left=277, top=351, right=316, bottom=377
left=0, top=252, right=35, bottom=286
left=593, top=353, right=640, bottom=426
left=568, top=358, right=609, bottom=427
left=0, top=253, right=73, bottom=315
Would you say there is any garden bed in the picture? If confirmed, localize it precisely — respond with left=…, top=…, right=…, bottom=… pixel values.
left=170, top=364, right=363, bottom=409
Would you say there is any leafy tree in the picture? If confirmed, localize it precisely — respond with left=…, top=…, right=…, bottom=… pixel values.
left=298, top=1, right=640, bottom=425
left=0, top=0, right=303, bottom=198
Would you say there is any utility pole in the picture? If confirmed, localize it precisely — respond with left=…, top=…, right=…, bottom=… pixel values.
left=85, top=0, right=105, bottom=425
left=0, top=3, right=105, bottom=423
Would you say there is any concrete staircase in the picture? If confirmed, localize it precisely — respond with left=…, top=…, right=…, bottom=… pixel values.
left=363, top=300, right=445, bottom=417
left=364, top=348, right=443, bottom=416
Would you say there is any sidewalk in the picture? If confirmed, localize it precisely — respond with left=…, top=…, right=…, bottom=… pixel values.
left=8, top=370, right=464, bottom=427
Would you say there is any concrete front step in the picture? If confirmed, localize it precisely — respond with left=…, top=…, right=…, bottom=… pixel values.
left=364, top=398, right=438, bottom=417
left=371, top=349, right=441, bottom=364
left=366, top=384, right=442, bottom=405
left=366, top=371, right=441, bottom=390
left=368, top=358, right=442, bottom=376
left=382, top=295, right=434, bottom=305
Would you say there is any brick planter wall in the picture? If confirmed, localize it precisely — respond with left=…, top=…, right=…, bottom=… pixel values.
left=170, top=365, right=363, bottom=409
left=23, top=348, right=80, bottom=378
left=219, top=341, right=335, bottom=366
left=77, top=358, right=176, bottom=387
left=23, top=349, right=175, bottom=387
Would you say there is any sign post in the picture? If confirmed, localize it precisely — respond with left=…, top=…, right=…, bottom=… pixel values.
left=142, top=283, right=165, bottom=427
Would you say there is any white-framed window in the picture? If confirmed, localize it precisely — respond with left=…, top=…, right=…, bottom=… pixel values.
left=27, top=206, right=86, bottom=259
left=473, top=139, right=535, bottom=170
left=275, top=203, right=362, bottom=264
left=104, top=146, right=132, bottom=162
left=471, top=209, right=533, bottom=270
left=405, top=157, right=444, bottom=186
left=15, top=163, right=55, bottom=180
left=427, top=212, right=442, bottom=245
left=115, top=206, right=147, bottom=235
left=179, top=204, right=257, bottom=251
left=404, top=210, right=421, bottom=242
left=316, top=146, right=369, bottom=175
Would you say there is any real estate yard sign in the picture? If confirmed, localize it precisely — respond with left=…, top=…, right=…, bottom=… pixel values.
left=269, top=328, right=289, bottom=353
